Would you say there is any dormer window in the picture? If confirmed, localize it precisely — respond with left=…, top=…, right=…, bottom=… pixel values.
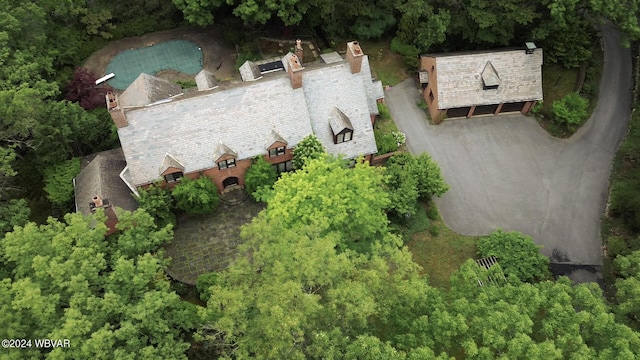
left=336, top=130, right=353, bottom=143
left=164, top=171, right=184, bottom=183
left=218, top=158, right=236, bottom=170
left=481, top=61, right=501, bottom=90
left=269, top=146, right=286, bottom=157
left=329, top=107, right=354, bottom=145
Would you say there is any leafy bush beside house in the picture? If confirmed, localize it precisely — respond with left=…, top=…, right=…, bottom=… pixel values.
left=374, top=129, right=398, bottom=154
left=551, top=92, right=589, bottom=129
left=244, top=156, right=278, bottom=201
left=171, top=176, right=220, bottom=215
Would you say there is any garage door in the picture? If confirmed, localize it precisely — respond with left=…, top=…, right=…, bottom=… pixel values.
left=446, top=107, right=471, bottom=118
left=474, top=104, right=499, bottom=116
left=500, top=101, right=526, bottom=113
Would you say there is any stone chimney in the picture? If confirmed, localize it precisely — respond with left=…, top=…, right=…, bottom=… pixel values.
left=295, top=39, right=304, bottom=65
left=105, top=92, right=127, bottom=128
left=287, top=54, right=304, bottom=89
left=346, top=41, right=364, bottom=74
left=92, top=195, right=103, bottom=208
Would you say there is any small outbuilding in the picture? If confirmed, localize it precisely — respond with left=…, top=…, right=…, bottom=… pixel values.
left=419, top=46, right=543, bottom=123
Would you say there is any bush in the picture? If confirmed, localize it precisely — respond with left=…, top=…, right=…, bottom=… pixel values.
left=428, top=224, right=440, bottom=237
left=530, top=100, right=543, bottom=115
left=244, top=157, right=278, bottom=201
left=390, top=37, right=420, bottom=68
left=551, top=92, right=589, bottom=126
left=375, top=129, right=398, bottom=154
left=43, top=158, right=81, bottom=207
left=425, top=203, right=439, bottom=220
left=377, top=102, right=391, bottom=120
left=478, top=230, right=550, bottom=282
left=172, top=176, right=220, bottom=215
left=136, top=183, right=176, bottom=229
left=196, top=272, right=219, bottom=302
left=392, top=131, right=406, bottom=147
left=608, top=236, right=632, bottom=258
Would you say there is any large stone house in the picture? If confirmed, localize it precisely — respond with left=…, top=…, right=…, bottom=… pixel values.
left=107, top=41, right=383, bottom=194
left=419, top=45, right=543, bottom=123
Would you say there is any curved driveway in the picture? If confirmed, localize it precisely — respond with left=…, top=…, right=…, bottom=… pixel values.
left=386, top=27, right=632, bottom=266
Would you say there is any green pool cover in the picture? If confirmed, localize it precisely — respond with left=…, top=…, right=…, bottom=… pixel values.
left=105, top=40, right=203, bottom=90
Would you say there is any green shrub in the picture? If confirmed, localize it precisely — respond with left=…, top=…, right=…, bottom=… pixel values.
left=171, top=176, right=220, bottom=215
left=428, top=224, right=440, bottom=237
left=390, top=37, right=420, bottom=68
left=245, top=157, right=278, bottom=201
left=375, top=129, right=398, bottom=154
left=551, top=92, right=589, bottom=126
left=530, top=100, right=543, bottom=115
left=426, top=203, right=439, bottom=220
left=377, top=102, right=391, bottom=120
left=43, top=158, right=81, bottom=207
left=478, top=230, right=550, bottom=282
left=608, top=236, right=632, bottom=258
left=196, top=272, right=219, bottom=302
left=176, top=80, right=197, bottom=88
left=136, top=183, right=176, bottom=229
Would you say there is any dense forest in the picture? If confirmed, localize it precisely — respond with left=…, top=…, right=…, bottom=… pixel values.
left=2, top=0, right=640, bottom=358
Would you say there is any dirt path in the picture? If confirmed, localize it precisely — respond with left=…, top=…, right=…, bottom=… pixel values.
left=83, top=26, right=239, bottom=87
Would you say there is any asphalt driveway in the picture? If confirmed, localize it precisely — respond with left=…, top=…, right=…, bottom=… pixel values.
left=386, top=27, right=632, bottom=267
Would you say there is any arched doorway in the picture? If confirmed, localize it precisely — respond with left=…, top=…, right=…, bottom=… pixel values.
left=222, top=176, right=239, bottom=188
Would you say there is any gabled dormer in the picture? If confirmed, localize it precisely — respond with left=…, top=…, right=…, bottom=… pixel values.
left=481, top=61, right=501, bottom=90
left=159, top=153, right=185, bottom=183
left=265, top=130, right=288, bottom=157
left=329, top=107, right=354, bottom=144
left=213, top=142, right=238, bottom=170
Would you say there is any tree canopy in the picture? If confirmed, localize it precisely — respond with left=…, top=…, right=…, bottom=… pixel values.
left=0, top=210, right=197, bottom=359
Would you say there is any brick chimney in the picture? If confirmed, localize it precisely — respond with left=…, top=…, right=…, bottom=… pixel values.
left=287, top=54, right=304, bottom=89
left=346, top=41, right=364, bottom=74
left=295, top=39, right=304, bottom=65
left=105, top=92, right=127, bottom=128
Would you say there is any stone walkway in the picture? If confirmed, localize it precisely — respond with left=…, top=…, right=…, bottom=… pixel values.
left=164, top=195, right=265, bottom=284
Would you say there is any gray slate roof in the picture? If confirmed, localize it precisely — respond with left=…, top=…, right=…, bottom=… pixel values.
left=119, top=56, right=381, bottom=187
left=425, top=49, right=543, bottom=109
left=74, top=148, right=138, bottom=216
left=119, top=73, right=183, bottom=107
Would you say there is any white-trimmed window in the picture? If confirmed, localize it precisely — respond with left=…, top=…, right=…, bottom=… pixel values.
left=218, top=158, right=236, bottom=170
left=269, top=146, right=286, bottom=157
left=274, top=160, right=294, bottom=173
left=164, top=172, right=184, bottom=183
left=336, top=130, right=353, bottom=144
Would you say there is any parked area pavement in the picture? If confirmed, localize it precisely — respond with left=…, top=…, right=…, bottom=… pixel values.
left=386, top=27, right=632, bottom=273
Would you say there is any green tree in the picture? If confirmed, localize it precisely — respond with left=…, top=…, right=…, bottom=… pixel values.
left=264, top=156, right=389, bottom=247
left=196, top=271, right=219, bottom=302
left=477, top=229, right=550, bottom=282
left=42, top=157, right=81, bottom=207
left=172, top=175, right=220, bottom=215
left=1, top=210, right=197, bottom=359
left=135, top=183, right=176, bottom=229
left=244, top=156, right=278, bottom=201
left=551, top=92, right=589, bottom=128
left=292, top=134, right=325, bottom=169
left=614, top=251, right=640, bottom=328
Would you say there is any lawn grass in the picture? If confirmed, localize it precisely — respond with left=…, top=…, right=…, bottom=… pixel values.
left=404, top=202, right=479, bottom=289
left=357, top=39, right=409, bottom=86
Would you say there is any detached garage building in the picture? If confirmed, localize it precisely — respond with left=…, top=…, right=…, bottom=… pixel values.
left=419, top=45, right=543, bottom=123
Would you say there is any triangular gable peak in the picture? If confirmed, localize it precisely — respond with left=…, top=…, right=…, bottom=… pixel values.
left=120, top=73, right=183, bottom=107
left=329, top=107, right=354, bottom=134
left=195, top=69, right=219, bottom=91
left=481, top=61, right=501, bottom=89
left=159, top=153, right=185, bottom=176
left=239, top=61, right=262, bottom=82
left=213, top=142, right=238, bottom=162
left=264, top=130, right=288, bottom=149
